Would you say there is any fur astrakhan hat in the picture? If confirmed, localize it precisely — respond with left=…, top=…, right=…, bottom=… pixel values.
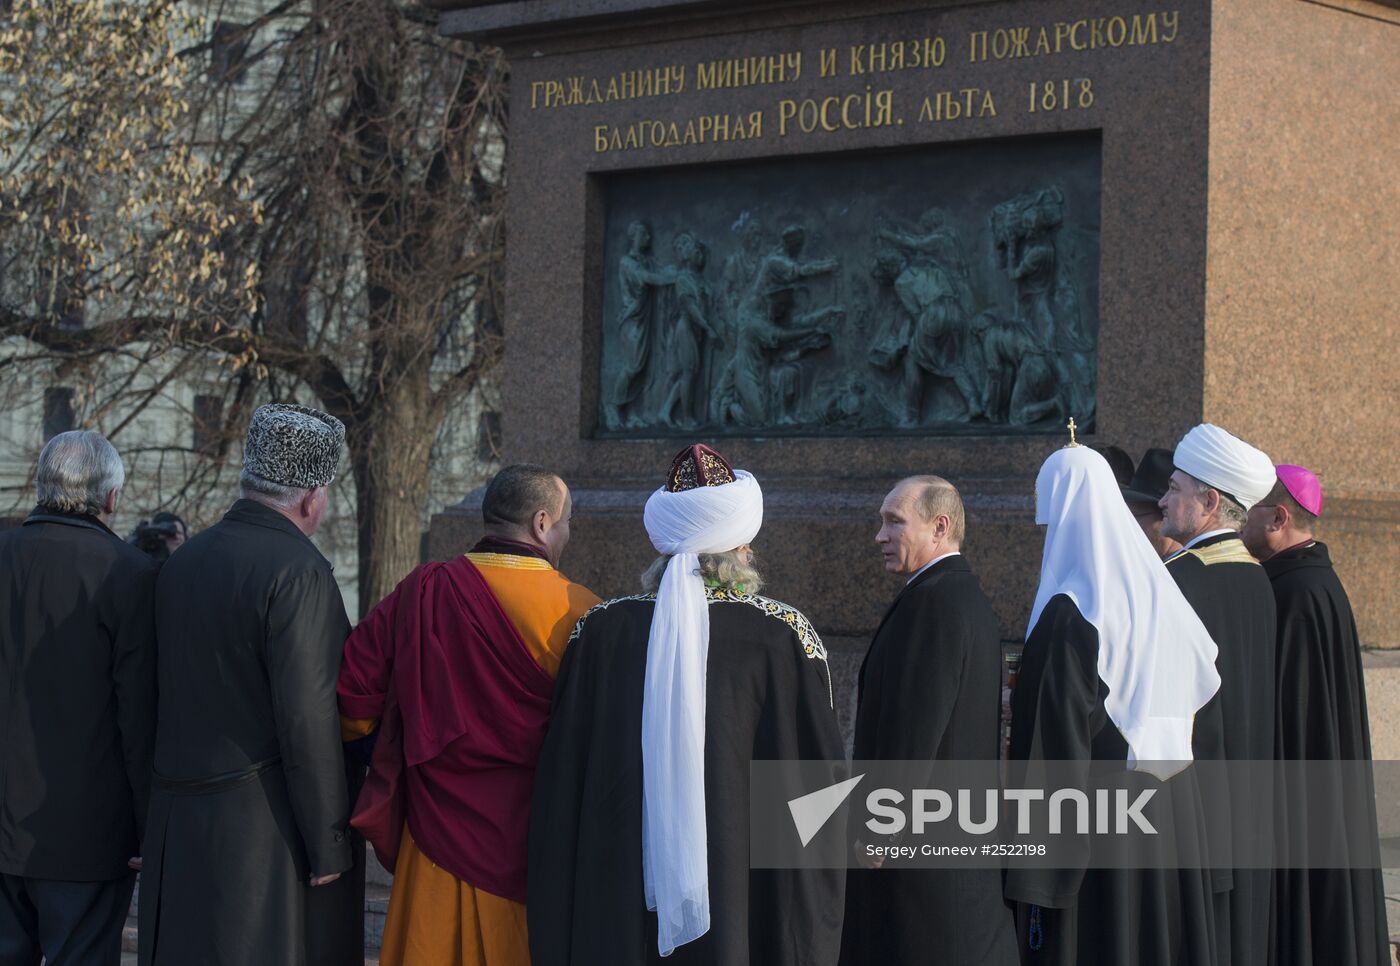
left=243, top=403, right=345, bottom=489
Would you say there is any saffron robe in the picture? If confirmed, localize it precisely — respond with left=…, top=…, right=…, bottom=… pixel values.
left=338, top=550, right=598, bottom=966
left=1265, top=541, right=1387, bottom=966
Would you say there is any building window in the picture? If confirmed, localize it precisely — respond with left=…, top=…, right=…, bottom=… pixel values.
left=209, top=21, right=250, bottom=84
left=43, top=387, right=75, bottom=441
left=192, top=393, right=224, bottom=457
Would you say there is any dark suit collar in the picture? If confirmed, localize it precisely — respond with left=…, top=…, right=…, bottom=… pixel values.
left=860, top=553, right=972, bottom=703
left=223, top=498, right=315, bottom=546
left=1263, top=540, right=1330, bottom=578
left=902, top=552, right=969, bottom=595
left=875, top=553, right=969, bottom=633
left=24, top=507, right=117, bottom=538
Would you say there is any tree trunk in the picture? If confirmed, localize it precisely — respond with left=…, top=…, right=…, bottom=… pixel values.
left=349, top=375, right=436, bottom=617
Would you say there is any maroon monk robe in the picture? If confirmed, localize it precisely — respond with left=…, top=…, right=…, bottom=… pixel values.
left=338, top=556, right=556, bottom=903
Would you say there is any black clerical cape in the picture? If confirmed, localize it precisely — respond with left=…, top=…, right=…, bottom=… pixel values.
left=1166, top=532, right=1276, bottom=966
left=840, top=554, right=1017, bottom=966
left=1004, top=595, right=1221, bottom=966
left=139, top=501, right=361, bottom=966
left=1265, top=542, right=1387, bottom=966
left=527, top=589, right=845, bottom=966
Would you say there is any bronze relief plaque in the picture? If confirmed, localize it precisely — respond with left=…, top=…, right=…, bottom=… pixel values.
left=595, top=130, right=1101, bottom=438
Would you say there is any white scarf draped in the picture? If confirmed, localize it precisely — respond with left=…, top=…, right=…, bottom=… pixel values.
left=1029, top=447, right=1221, bottom=780
left=641, top=470, right=764, bottom=956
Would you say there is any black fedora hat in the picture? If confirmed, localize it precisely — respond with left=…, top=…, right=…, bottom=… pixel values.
left=1121, top=448, right=1175, bottom=505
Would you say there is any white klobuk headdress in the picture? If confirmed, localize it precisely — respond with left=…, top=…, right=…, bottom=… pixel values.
left=1030, top=444, right=1221, bottom=779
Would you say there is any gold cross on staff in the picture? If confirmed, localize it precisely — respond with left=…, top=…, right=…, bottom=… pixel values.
left=1066, top=416, right=1080, bottom=447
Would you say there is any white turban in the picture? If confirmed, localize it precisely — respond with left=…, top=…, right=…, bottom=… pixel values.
left=641, top=469, right=763, bottom=956
left=1030, top=446, right=1221, bottom=778
left=1172, top=423, right=1276, bottom=510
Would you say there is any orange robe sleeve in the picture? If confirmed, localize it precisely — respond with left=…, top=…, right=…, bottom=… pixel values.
left=468, top=554, right=600, bottom=679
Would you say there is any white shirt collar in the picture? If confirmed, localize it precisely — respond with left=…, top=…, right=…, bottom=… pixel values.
left=907, top=550, right=960, bottom=584
left=1183, top=528, right=1236, bottom=551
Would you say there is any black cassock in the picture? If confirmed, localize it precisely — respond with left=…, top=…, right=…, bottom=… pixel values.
left=1166, top=532, right=1277, bottom=966
left=527, top=589, right=846, bottom=966
left=1004, top=594, right=1221, bottom=966
left=139, top=501, right=362, bottom=966
left=840, top=554, right=1017, bottom=966
left=1265, top=542, right=1387, bottom=966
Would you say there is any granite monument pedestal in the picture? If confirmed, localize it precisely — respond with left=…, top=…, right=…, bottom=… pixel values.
left=426, top=0, right=1400, bottom=720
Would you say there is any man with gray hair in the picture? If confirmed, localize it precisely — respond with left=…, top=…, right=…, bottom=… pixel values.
left=139, top=403, right=359, bottom=966
left=1159, top=422, right=1278, bottom=966
left=841, top=475, right=1017, bottom=965
left=0, top=431, right=156, bottom=965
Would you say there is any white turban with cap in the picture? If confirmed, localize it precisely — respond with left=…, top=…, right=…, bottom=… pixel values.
left=1172, top=423, right=1276, bottom=510
left=641, top=465, right=763, bottom=956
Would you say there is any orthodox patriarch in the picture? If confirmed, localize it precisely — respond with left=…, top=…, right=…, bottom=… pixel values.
left=1005, top=439, right=1224, bottom=964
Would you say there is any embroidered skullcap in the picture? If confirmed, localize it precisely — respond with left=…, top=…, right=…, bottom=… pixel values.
left=666, top=443, right=736, bottom=492
left=243, top=403, right=345, bottom=489
left=1172, top=424, right=1275, bottom=511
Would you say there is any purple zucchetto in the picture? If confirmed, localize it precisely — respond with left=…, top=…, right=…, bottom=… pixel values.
left=1276, top=464, right=1324, bottom=517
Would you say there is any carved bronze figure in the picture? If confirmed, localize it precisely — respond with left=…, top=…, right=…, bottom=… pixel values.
left=596, top=134, right=1100, bottom=436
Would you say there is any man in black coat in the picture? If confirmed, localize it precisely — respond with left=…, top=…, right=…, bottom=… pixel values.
left=839, top=476, right=1017, bottom=966
left=139, top=404, right=358, bottom=966
left=1241, top=464, right=1388, bottom=966
left=0, top=430, right=157, bottom=966
left=1160, top=423, right=1280, bottom=966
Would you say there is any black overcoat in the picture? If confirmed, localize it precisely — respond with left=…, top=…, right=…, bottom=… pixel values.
left=1166, top=532, right=1277, bottom=966
left=1003, top=594, right=1221, bottom=965
left=1265, top=542, right=1388, bottom=966
left=527, top=589, right=846, bottom=966
left=138, top=499, right=357, bottom=966
left=0, top=509, right=157, bottom=880
left=840, top=554, right=1018, bottom=966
